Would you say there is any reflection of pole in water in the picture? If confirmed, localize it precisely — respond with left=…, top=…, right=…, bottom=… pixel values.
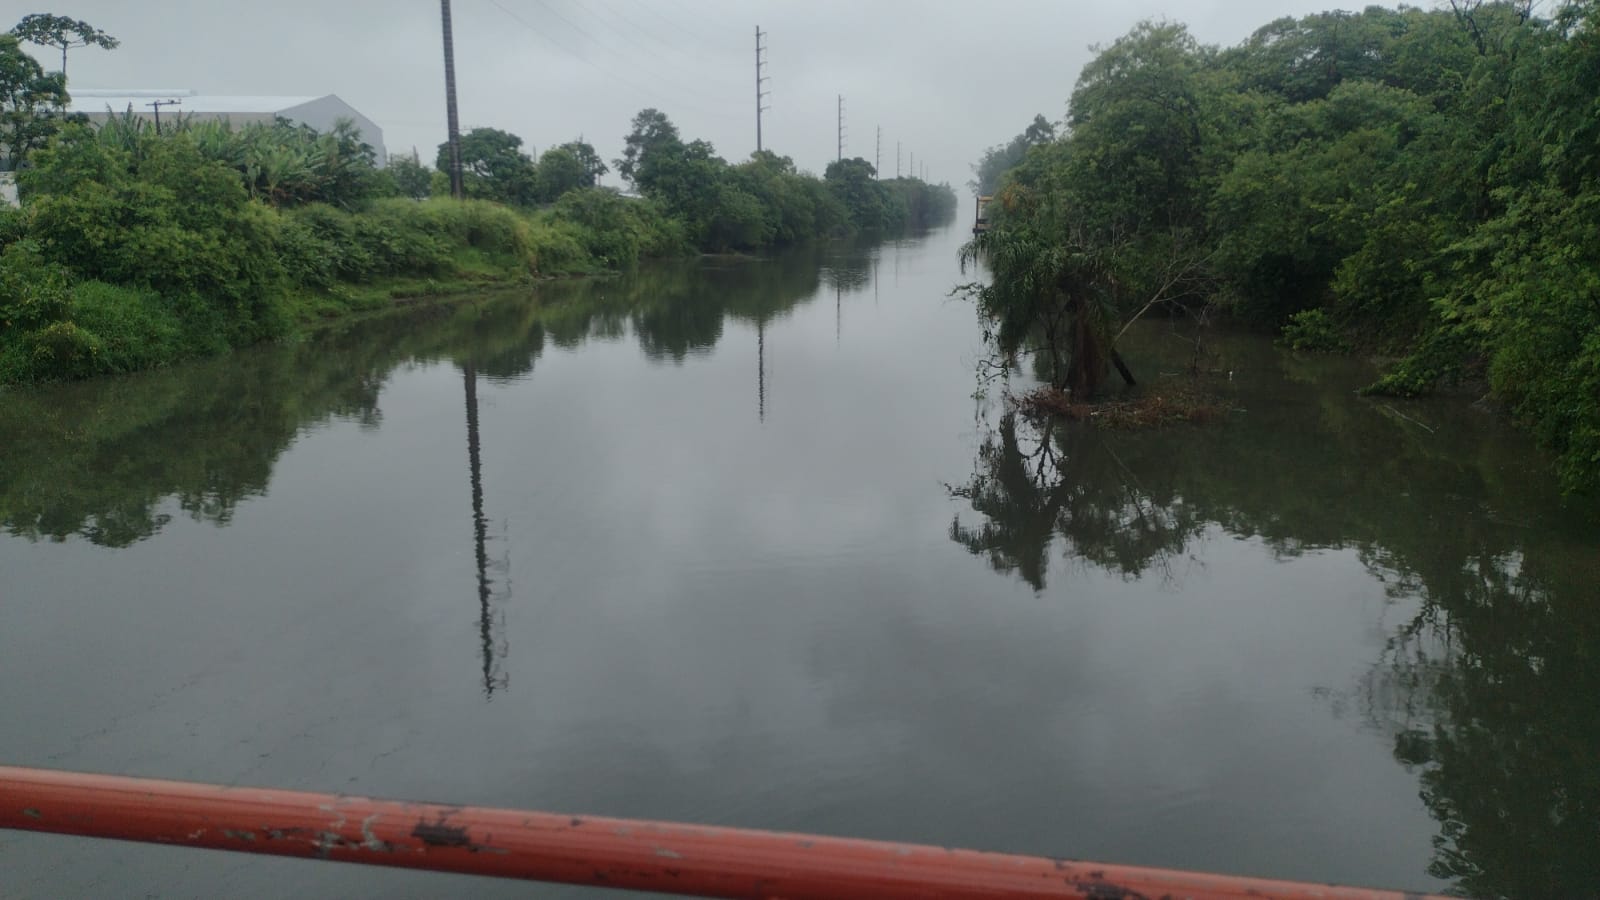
left=464, top=363, right=507, bottom=697
left=757, top=319, right=766, bottom=423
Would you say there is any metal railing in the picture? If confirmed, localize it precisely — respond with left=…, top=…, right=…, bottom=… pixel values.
left=1, top=765, right=1447, bottom=899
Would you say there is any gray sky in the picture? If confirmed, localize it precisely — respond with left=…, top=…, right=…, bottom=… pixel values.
left=26, top=0, right=1372, bottom=189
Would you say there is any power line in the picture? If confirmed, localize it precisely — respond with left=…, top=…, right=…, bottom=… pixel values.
left=570, top=0, right=734, bottom=87
left=510, top=0, right=739, bottom=112
left=630, top=0, right=741, bottom=52
left=484, top=0, right=740, bottom=121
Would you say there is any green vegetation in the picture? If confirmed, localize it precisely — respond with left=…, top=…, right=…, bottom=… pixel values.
left=965, top=1, right=1600, bottom=494
left=616, top=107, right=957, bottom=251
left=0, top=16, right=955, bottom=387
left=0, top=249, right=830, bottom=547
left=947, top=329, right=1600, bottom=897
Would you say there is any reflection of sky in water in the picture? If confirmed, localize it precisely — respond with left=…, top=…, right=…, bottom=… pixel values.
left=1, top=226, right=1595, bottom=899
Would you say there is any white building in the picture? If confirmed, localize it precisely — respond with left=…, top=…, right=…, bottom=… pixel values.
left=66, top=89, right=387, bottom=165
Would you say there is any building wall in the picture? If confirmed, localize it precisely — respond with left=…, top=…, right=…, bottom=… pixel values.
left=72, top=96, right=388, bottom=167
left=78, top=109, right=279, bottom=130
left=281, top=96, right=387, bottom=166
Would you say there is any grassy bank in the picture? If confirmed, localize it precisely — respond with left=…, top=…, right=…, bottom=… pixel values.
left=0, top=193, right=644, bottom=383
left=0, top=114, right=694, bottom=385
left=1, top=104, right=955, bottom=386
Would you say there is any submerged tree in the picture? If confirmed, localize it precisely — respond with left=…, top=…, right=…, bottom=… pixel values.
left=960, top=201, right=1132, bottom=398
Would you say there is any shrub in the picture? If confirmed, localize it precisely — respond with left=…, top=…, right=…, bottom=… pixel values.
left=1279, top=308, right=1349, bottom=352
left=69, top=281, right=185, bottom=372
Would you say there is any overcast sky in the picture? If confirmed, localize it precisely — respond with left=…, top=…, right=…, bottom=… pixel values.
left=27, top=0, right=1378, bottom=189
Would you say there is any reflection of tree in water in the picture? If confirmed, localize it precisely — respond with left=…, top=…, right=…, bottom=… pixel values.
left=1354, top=547, right=1600, bottom=899
left=0, top=247, right=829, bottom=550
left=948, top=413, right=1205, bottom=590
left=948, top=326, right=1600, bottom=897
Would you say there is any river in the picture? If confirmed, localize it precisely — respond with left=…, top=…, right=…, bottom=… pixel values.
left=1, top=224, right=1595, bottom=898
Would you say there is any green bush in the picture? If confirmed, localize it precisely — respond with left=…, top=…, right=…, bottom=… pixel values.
left=553, top=188, right=685, bottom=267
left=524, top=217, right=593, bottom=275
left=22, top=127, right=291, bottom=344
left=69, top=281, right=185, bottom=373
left=22, top=320, right=106, bottom=380
left=0, top=206, right=26, bottom=251
left=1279, top=308, right=1349, bottom=352
left=0, top=241, right=71, bottom=331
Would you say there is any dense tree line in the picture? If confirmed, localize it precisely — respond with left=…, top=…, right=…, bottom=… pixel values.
left=612, top=107, right=956, bottom=251
left=966, top=1, right=1600, bottom=494
left=0, top=17, right=955, bottom=385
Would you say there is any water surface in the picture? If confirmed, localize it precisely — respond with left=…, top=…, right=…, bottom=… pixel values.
left=1, top=226, right=1595, bottom=898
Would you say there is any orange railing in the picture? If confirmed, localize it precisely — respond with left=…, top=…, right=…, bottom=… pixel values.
left=1, top=766, right=1446, bottom=899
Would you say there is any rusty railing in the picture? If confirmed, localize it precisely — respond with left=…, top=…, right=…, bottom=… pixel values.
left=0, top=765, right=1447, bottom=899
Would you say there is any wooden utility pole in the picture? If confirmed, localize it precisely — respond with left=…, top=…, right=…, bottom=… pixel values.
left=441, top=0, right=464, bottom=199
left=875, top=125, right=881, bottom=178
left=896, top=140, right=901, bottom=178
left=146, top=98, right=179, bottom=135
left=755, top=27, right=770, bottom=154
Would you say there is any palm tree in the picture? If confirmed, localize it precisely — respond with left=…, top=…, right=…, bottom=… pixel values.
left=960, top=213, right=1134, bottom=399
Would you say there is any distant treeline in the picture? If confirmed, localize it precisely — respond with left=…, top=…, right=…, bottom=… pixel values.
left=0, top=24, right=955, bottom=384
left=968, top=1, right=1600, bottom=494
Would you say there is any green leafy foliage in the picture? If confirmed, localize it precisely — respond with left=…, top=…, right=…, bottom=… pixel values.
left=3, top=99, right=945, bottom=386
left=618, top=108, right=955, bottom=250
left=436, top=127, right=538, bottom=206
left=0, top=32, right=67, bottom=171
left=1279, top=308, right=1347, bottom=352
left=970, top=114, right=1054, bottom=196
left=383, top=152, right=433, bottom=200
left=9, top=13, right=116, bottom=76
left=969, top=1, right=1600, bottom=493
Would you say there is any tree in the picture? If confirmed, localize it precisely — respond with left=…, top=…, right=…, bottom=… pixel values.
left=556, top=139, right=606, bottom=186
left=615, top=108, right=680, bottom=188
left=824, top=156, right=889, bottom=229
left=970, top=114, right=1055, bottom=196
left=533, top=145, right=585, bottom=203
left=10, top=14, right=117, bottom=79
left=386, top=151, right=433, bottom=200
left=0, top=33, right=66, bottom=171
left=435, top=126, right=537, bottom=206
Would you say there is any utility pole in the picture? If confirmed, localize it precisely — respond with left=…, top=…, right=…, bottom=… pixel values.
left=146, top=98, right=180, bottom=135
left=875, top=125, right=881, bottom=178
left=896, top=141, right=901, bottom=178
left=909, top=151, right=915, bottom=181
left=755, top=26, right=770, bottom=154
left=440, top=0, right=464, bottom=199
left=836, top=94, right=845, bottom=162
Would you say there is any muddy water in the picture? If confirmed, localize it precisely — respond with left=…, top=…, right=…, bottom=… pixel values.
left=1, top=225, right=1595, bottom=898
